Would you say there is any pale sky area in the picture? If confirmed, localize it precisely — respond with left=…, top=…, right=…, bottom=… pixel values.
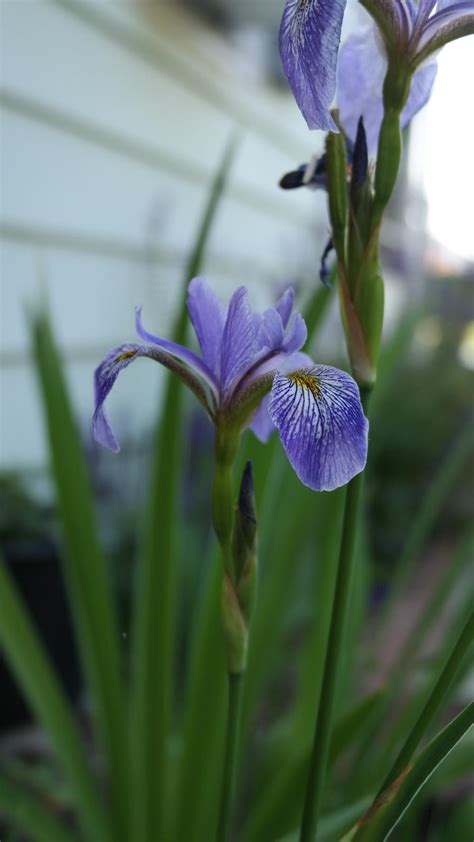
left=409, top=37, right=474, bottom=262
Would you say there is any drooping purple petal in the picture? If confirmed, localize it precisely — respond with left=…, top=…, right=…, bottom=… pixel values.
left=93, top=343, right=154, bottom=452
left=337, top=26, right=437, bottom=155
left=187, top=276, right=226, bottom=377
left=269, top=365, right=368, bottom=491
left=220, top=286, right=259, bottom=398
left=250, top=351, right=313, bottom=443
left=135, top=307, right=219, bottom=396
left=279, top=0, right=347, bottom=131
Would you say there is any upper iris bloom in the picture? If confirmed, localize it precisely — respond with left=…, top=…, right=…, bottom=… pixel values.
left=93, top=278, right=368, bottom=492
left=280, top=0, right=474, bottom=151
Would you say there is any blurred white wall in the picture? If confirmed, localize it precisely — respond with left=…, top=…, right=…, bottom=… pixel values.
left=1, top=0, right=327, bottom=476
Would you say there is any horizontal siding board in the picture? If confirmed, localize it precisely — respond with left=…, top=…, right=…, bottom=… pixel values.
left=50, top=0, right=308, bottom=158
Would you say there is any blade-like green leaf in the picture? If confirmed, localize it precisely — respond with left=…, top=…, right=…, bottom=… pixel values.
left=244, top=690, right=383, bottom=842
left=0, top=561, right=108, bottom=841
left=352, top=612, right=474, bottom=840
left=378, top=417, right=474, bottom=634
left=0, top=774, right=78, bottom=842
left=276, top=797, right=373, bottom=842
left=31, top=314, right=127, bottom=840
left=348, top=528, right=474, bottom=795
left=174, top=554, right=227, bottom=842
left=354, top=703, right=474, bottom=841
left=129, top=136, right=237, bottom=841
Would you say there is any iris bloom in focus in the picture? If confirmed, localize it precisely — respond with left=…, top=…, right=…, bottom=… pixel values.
left=279, top=0, right=474, bottom=152
left=93, top=279, right=369, bottom=492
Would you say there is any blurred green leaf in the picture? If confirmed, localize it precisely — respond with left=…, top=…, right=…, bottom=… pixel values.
left=0, top=560, right=108, bottom=841
left=0, top=774, right=78, bottom=842
left=276, top=797, right=373, bottom=842
left=174, top=554, right=227, bottom=842
left=354, top=703, right=474, bottom=841
left=353, top=611, right=474, bottom=840
left=31, top=313, right=127, bottom=839
left=244, top=690, right=383, bottom=842
left=377, top=416, right=474, bottom=634
left=129, top=136, right=237, bottom=841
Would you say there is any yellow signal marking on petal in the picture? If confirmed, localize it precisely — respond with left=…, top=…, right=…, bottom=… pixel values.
left=116, top=350, right=137, bottom=363
left=288, top=372, right=321, bottom=399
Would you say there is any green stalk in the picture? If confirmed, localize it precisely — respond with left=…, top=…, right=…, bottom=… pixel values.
left=216, top=673, right=245, bottom=842
left=299, top=389, right=371, bottom=842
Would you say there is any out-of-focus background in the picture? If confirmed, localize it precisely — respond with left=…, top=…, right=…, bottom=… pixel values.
left=1, top=2, right=473, bottom=840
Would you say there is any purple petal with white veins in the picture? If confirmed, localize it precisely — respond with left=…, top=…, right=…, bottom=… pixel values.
left=187, top=276, right=226, bottom=376
left=269, top=365, right=368, bottom=491
left=220, top=286, right=259, bottom=398
left=276, top=287, right=295, bottom=328
left=279, top=0, right=347, bottom=131
left=338, top=26, right=438, bottom=155
left=250, top=351, right=313, bottom=443
left=135, top=307, right=219, bottom=396
left=93, top=343, right=155, bottom=452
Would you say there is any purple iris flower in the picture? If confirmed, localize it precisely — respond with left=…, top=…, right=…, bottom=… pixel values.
left=93, top=278, right=369, bottom=492
left=280, top=0, right=474, bottom=152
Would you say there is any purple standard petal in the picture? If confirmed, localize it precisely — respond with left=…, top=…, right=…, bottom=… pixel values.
left=220, top=286, right=259, bottom=398
left=337, top=26, right=437, bottom=155
left=282, top=311, right=308, bottom=354
left=187, top=276, right=226, bottom=376
left=135, top=307, right=219, bottom=397
left=279, top=0, right=347, bottom=131
left=258, top=308, right=285, bottom=353
left=93, top=343, right=153, bottom=452
left=250, top=351, right=313, bottom=443
left=269, top=365, right=368, bottom=491
left=276, top=287, right=295, bottom=328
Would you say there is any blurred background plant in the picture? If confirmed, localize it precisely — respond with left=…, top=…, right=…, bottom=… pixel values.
left=1, top=2, right=473, bottom=841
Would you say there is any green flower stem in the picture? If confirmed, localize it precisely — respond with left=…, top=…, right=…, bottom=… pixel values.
left=216, top=672, right=244, bottom=842
left=213, top=429, right=248, bottom=842
left=299, top=389, right=372, bottom=842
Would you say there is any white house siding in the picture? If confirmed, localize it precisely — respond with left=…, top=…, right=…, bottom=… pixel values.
left=1, top=0, right=330, bottom=477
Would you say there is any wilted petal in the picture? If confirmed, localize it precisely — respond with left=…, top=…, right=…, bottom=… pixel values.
left=187, top=276, right=226, bottom=376
left=93, top=343, right=155, bottom=452
left=279, top=0, right=347, bottom=131
left=220, top=286, right=259, bottom=398
left=135, top=307, right=219, bottom=396
left=269, top=365, right=368, bottom=491
left=338, top=26, right=437, bottom=154
left=250, top=351, right=313, bottom=443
